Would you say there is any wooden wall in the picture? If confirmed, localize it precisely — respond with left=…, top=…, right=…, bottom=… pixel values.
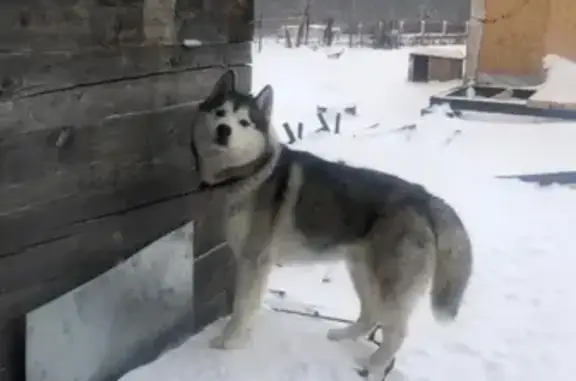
left=545, top=0, right=576, bottom=61
left=477, top=0, right=549, bottom=80
left=0, top=0, right=253, bottom=379
left=475, top=0, right=576, bottom=83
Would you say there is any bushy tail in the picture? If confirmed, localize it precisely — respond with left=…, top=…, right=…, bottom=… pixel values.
left=428, top=196, right=473, bottom=323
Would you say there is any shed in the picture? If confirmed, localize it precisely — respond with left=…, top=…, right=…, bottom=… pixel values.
left=0, top=0, right=252, bottom=380
left=408, top=46, right=465, bottom=82
left=465, top=0, right=576, bottom=86
left=428, top=0, right=576, bottom=119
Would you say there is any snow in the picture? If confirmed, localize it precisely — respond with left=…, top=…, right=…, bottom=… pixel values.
left=529, top=55, right=576, bottom=108
left=410, top=45, right=466, bottom=60
left=121, top=40, right=576, bottom=381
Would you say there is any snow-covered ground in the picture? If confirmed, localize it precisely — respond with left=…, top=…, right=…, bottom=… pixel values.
left=121, top=41, right=576, bottom=381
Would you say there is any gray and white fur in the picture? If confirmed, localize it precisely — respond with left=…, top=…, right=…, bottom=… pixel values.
left=191, top=70, right=473, bottom=381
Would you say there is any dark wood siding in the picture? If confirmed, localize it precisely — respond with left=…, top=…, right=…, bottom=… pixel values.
left=0, top=0, right=252, bottom=379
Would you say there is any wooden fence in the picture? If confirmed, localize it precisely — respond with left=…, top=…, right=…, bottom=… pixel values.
left=256, top=14, right=468, bottom=48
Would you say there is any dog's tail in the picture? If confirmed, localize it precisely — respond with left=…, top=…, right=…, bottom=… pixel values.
left=428, top=196, right=473, bottom=323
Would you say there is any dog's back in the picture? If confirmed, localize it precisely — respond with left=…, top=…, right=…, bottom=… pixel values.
left=270, top=148, right=435, bottom=250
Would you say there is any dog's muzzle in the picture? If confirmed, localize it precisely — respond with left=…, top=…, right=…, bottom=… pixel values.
left=215, top=123, right=231, bottom=146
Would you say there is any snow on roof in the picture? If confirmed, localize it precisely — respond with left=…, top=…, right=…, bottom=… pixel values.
left=410, top=45, right=466, bottom=60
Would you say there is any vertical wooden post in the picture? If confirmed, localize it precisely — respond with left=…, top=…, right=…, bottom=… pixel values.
left=303, top=0, right=311, bottom=45
left=142, top=0, right=177, bottom=44
left=0, top=317, right=26, bottom=381
left=257, top=12, right=264, bottom=52
left=227, top=0, right=254, bottom=43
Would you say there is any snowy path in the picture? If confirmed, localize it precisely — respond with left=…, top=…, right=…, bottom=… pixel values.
left=121, top=41, right=576, bottom=381
left=121, top=311, right=374, bottom=381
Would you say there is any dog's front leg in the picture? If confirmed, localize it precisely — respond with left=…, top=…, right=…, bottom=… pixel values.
left=210, top=254, right=272, bottom=350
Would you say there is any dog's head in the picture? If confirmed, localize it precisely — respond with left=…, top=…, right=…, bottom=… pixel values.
left=191, top=70, right=276, bottom=187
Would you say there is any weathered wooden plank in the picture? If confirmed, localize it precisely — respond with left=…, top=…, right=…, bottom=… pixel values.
left=0, top=66, right=251, bottom=256
left=227, top=0, right=255, bottom=43
left=0, top=0, right=252, bottom=51
left=0, top=0, right=180, bottom=50
left=0, top=317, right=25, bottom=381
left=0, top=65, right=250, bottom=211
left=0, top=189, right=213, bottom=321
left=0, top=165, right=198, bottom=257
left=0, top=104, right=198, bottom=215
left=0, top=65, right=251, bottom=316
left=0, top=42, right=250, bottom=100
left=193, top=195, right=227, bottom=258
left=193, top=244, right=235, bottom=314
left=0, top=2, right=151, bottom=51
left=193, top=290, right=232, bottom=334
left=0, top=64, right=250, bottom=135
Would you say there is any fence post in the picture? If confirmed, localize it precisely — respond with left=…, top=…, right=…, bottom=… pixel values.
left=442, top=20, right=448, bottom=35
left=257, top=12, right=263, bottom=52
left=284, top=25, right=293, bottom=48
left=282, top=122, right=296, bottom=144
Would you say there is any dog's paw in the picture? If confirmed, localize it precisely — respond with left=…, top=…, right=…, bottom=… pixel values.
left=355, top=367, right=370, bottom=379
left=355, top=367, right=386, bottom=381
left=209, top=335, right=228, bottom=350
left=354, top=356, right=396, bottom=381
left=209, top=332, right=250, bottom=350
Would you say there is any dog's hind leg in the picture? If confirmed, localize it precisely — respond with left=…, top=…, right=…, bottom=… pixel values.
left=356, top=316, right=407, bottom=381
left=358, top=208, right=436, bottom=380
left=210, top=251, right=274, bottom=350
left=327, top=250, right=378, bottom=341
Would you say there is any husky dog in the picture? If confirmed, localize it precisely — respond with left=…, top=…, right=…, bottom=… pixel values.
left=191, top=70, right=473, bottom=380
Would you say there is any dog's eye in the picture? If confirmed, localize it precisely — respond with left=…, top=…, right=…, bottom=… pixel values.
left=239, top=119, right=250, bottom=127
left=215, top=109, right=226, bottom=117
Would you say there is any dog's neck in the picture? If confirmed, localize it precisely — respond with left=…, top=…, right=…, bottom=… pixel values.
left=215, top=151, right=273, bottom=186
left=199, top=139, right=283, bottom=206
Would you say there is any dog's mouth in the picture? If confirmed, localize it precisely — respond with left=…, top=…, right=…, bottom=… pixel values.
left=191, top=141, right=239, bottom=191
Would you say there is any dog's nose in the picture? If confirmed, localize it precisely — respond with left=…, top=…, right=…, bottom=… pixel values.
left=215, top=123, right=231, bottom=146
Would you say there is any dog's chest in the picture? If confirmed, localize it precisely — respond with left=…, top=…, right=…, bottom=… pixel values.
left=225, top=197, right=344, bottom=265
left=270, top=210, right=322, bottom=264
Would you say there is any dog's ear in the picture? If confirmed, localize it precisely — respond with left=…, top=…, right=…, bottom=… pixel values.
left=254, top=85, right=274, bottom=122
left=203, top=70, right=236, bottom=107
